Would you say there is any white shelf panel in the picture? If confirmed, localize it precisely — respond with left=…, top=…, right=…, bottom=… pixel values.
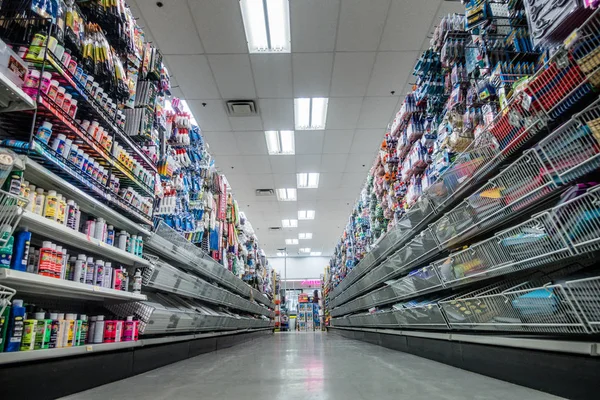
left=19, top=210, right=150, bottom=268
left=0, top=269, right=147, bottom=301
left=0, top=70, right=36, bottom=112
left=21, top=157, right=152, bottom=236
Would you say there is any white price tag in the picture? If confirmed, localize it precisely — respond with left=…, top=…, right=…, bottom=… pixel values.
left=86, top=345, right=93, bottom=352
left=522, top=94, right=532, bottom=112
left=92, top=286, right=101, bottom=292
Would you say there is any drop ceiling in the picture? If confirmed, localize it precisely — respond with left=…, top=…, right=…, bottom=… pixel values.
left=129, top=0, right=463, bottom=257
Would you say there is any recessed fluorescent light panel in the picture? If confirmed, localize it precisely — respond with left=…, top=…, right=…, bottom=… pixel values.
left=299, top=248, right=311, bottom=253
left=298, top=210, right=315, bottom=220
left=276, top=188, right=297, bottom=201
left=297, top=173, right=319, bottom=188
left=240, top=0, right=291, bottom=53
left=285, top=239, right=299, bottom=245
left=294, top=98, right=328, bottom=130
left=310, top=252, right=322, bottom=256
left=298, top=233, right=313, bottom=240
left=265, top=130, right=294, bottom=155
left=282, top=219, right=298, bottom=228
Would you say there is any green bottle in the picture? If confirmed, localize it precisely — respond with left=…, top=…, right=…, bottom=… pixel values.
left=0, top=306, right=9, bottom=352
left=34, top=312, right=52, bottom=350
left=0, top=224, right=14, bottom=268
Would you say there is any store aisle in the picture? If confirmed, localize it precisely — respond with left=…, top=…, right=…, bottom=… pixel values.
left=63, top=332, right=560, bottom=400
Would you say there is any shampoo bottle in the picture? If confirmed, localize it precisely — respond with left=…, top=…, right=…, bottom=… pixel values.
left=34, top=312, right=52, bottom=350
left=20, top=316, right=37, bottom=351
left=10, top=229, right=31, bottom=272
left=5, top=299, right=25, bottom=352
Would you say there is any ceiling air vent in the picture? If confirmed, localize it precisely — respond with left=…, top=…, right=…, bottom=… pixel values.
left=226, top=100, right=259, bottom=117
left=255, top=189, right=274, bottom=197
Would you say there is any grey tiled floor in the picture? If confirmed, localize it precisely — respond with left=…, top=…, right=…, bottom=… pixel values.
left=63, top=331, right=562, bottom=400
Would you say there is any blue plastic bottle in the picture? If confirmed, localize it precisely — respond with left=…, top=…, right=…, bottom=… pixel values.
left=5, top=299, right=25, bottom=352
left=10, top=230, right=31, bottom=272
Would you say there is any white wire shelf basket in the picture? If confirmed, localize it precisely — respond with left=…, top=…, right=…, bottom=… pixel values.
left=392, top=298, right=449, bottom=330
left=431, top=150, right=558, bottom=248
left=0, top=283, right=16, bottom=316
left=439, top=280, right=588, bottom=334
left=565, top=276, right=600, bottom=333
left=569, top=9, right=600, bottom=88
left=0, top=189, right=28, bottom=246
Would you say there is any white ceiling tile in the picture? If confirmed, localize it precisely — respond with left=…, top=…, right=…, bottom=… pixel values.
left=351, top=129, right=385, bottom=154
left=251, top=55, right=293, bottom=98
left=136, top=0, right=203, bottom=54
left=223, top=173, right=253, bottom=193
left=187, top=100, right=231, bottom=131
left=330, top=52, right=377, bottom=97
left=215, top=155, right=245, bottom=171
left=269, top=156, right=297, bottom=174
left=323, top=130, right=354, bottom=154
left=189, top=0, right=248, bottom=54
left=321, top=153, right=348, bottom=172
left=319, top=172, right=344, bottom=189
left=341, top=172, right=367, bottom=188
left=356, top=97, right=398, bottom=129
left=246, top=173, right=275, bottom=189
left=292, top=53, right=334, bottom=97
left=208, top=54, right=256, bottom=99
left=278, top=202, right=298, bottom=213
left=229, top=116, right=263, bottom=131
left=295, top=131, right=324, bottom=154
left=234, top=131, right=269, bottom=155
left=325, top=97, right=363, bottom=129
left=336, top=0, right=391, bottom=51
left=273, top=173, right=297, bottom=187
left=296, top=154, right=322, bottom=172
left=344, top=153, right=376, bottom=172
left=203, top=131, right=241, bottom=155
left=242, top=156, right=272, bottom=174
left=165, top=55, right=220, bottom=99
left=379, top=0, right=441, bottom=51
left=260, top=99, right=294, bottom=130
left=290, top=0, right=340, bottom=52
left=297, top=190, right=318, bottom=202
left=367, top=51, right=419, bottom=96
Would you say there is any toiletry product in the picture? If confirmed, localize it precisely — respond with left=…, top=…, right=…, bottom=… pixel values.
left=115, top=320, right=123, bottom=342
left=35, top=121, right=53, bottom=144
left=33, top=188, right=45, bottom=215
left=0, top=225, right=14, bottom=268
left=10, top=229, right=31, bottom=272
left=74, top=257, right=85, bottom=283
left=93, top=316, right=104, bottom=344
left=37, top=241, right=54, bottom=277
left=43, top=190, right=58, bottom=221
left=51, top=133, right=66, bottom=156
left=20, top=317, right=37, bottom=351
left=47, top=80, right=59, bottom=100
left=64, top=314, right=76, bottom=347
left=85, top=257, right=94, bottom=285
left=106, top=225, right=115, bottom=246
left=133, top=269, right=142, bottom=294
left=103, top=319, right=116, bottom=343
left=65, top=200, right=77, bottom=230
left=0, top=306, right=9, bottom=352
left=88, top=316, right=97, bottom=344
left=33, top=312, right=51, bottom=350
left=77, top=315, right=88, bottom=345
left=5, top=299, right=25, bottom=352
left=95, top=260, right=104, bottom=287
left=117, top=231, right=127, bottom=250
left=56, top=314, right=66, bottom=348
left=26, top=184, right=36, bottom=212
left=55, top=245, right=64, bottom=279
left=123, top=316, right=134, bottom=341
left=58, top=195, right=67, bottom=225
left=48, top=313, right=59, bottom=348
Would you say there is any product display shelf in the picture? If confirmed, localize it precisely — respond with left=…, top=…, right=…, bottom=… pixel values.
left=145, top=227, right=272, bottom=309
left=329, top=96, right=600, bottom=310
left=145, top=258, right=273, bottom=317
left=330, top=227, right=441, bottom=309
left=17, top=209, right=150, bottom=268
left=20, top=156, right=152, bottom=235
left=0, top=68, right=36, bottom=112
left=0, top=268, right=147, bottom=302
left=8, top=145, right=154, bottom=226
left=28, top=50, right=156, bottom=172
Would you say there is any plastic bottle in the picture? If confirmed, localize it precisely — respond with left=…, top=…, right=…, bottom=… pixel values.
left=43, top=190, right=58, bottom=221
left=50, top=243, right=58, bottom=278
left=57, top=195, right=67, bottom=225
left=55, top=245, right=63, bottom=279
left=85, top=257, right=95, bottom=285
left=103, top=319, right=116, bottom=343
left=60, top=247, right=68, bottom=280
left=0, top=225, right=14, bottom=268
left=46, top=313, right=58, bottom=348
left=20, top=317, right=37, bottom=351
left=106, top=225, right=115, bottom=246
left=115, top=320, right=123, bottom=342
left=137, top=236, right=144, bottom=257
left=129, top=235, right=137, bottom=254
left=64, top=314, right=76, bottom=347
left=37, top=241, right=54, bottom=277
left=73, top=259, right=85, bottom=283
left=25, top=184, right=36, bottom=212
left=5, top=299, right=25, bottom=352
left=85, top=218, right=96, bottom=238
left=77, top=315, right=88, bottom=345
left=104, top=262, right=112, bottom=288
left=87, top=316, right=97, bottom=344
left=94, top=218, right=106, bottom=242
left=34, top=312, right=51, bottom=350
left=117, top=231, right=127, bottom=251
left=132, top=269, right=142, bottom=294
left=122, top=316, right=135, bottom=341
left=56, top=314, right=66, bottom=348
left=0, top=306, right=10, bottom=352
left=93, top=316, right=104, bottom=344
left=95, top=260, right=104, bottom=287
left=65, top=200, right=77, bottom=230
left=51, top=134, right=66, bottom=156
left=33, top=188, right=45, bottom=215
left=10, top=230, right=31, bottom=272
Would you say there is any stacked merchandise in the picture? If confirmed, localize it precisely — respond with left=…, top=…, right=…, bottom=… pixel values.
left=297, top=302, right=313, bottom=331
left=0, top=0, right=274, bottom=360
left=328, top=0, right=600, bottom=341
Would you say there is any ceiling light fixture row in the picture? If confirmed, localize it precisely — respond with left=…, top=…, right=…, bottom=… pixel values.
left=298, top=233, right=312, bottom=239
left=240, top=0, right=291, bottom=53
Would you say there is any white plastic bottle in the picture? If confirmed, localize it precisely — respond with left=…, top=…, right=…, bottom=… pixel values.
left=132, top=269, right=142, bottom=294
left=33, top=188, right=45, bottom=215
left=93, top=315, right=104, bottom=344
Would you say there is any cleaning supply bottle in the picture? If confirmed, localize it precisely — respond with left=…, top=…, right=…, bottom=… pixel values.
left=0, top=305, right=10, bottom=352
left=75, top=315, right=85, bottom=345
left=93, top=315, right=104, bottom=344
left=132, top=269, right=142, bottom=294
left=20, top=316, right=37, bottom=351
left=34, top=312, right=52, bottom=350
left=0, top=224, right=14, bottom=268
left=43, top=190, right=58, bottom=221
left=88, top=316, right=97, bottom=344
left=48, top=313, right=60, bottom=348
left=33, top=188, right=45, bottom=215
left=10, top=229, right=31, bottom=272
left=5, top=299, right=25, bottom=352
left=64, top=313, right=76, bottom=347
left=56, top=314, right=66, bottom=348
